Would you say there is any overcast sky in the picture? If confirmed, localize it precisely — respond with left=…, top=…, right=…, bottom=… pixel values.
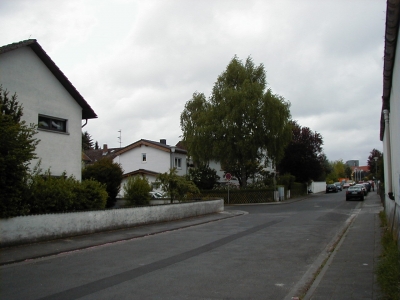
left=0, top=0, right=386, bottom=166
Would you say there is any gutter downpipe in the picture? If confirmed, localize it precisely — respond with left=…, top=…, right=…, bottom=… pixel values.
left=383, top=110, right=393, bottom=196
left=81, top=119, right=88, bottom=128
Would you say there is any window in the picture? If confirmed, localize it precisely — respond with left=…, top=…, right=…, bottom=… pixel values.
left=174, top=157, right=182, bottom=169
left=38, top=115, right=67, bottom=132
left=142, top=153, right=147, bottom=162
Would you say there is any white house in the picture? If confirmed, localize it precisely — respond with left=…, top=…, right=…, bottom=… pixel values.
left=0, top=40, right=97, bottom=180
left=112, top=139, right=188, bottom=195
left=381, top=0, right=400, bottom=238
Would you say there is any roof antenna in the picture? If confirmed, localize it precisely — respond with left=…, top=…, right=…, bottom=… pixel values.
left=118, top=130, right=122, bottom=148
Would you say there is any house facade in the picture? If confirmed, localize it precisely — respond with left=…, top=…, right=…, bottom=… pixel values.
left=111, top=139, right=188, bottom=196
left=0, top=40, right=97, bottom=180
left=381, top=0, right=400, bottom=239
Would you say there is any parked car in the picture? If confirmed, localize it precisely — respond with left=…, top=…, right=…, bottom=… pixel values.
left=354, top=184, right=367, bottom=196
left=343, top=183, right=350, bottom=189
left=346, top=186, right=364, bottom=201
left=362, top=182, right=371, bottom=192
left=149, top=192, right=165, bottom=199
left=334, top=182, right=343, bottom=191
left=326, top=184, right=338, bottom=193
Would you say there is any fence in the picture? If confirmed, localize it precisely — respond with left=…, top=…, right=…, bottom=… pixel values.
left=199, top=183, right=307, bottom=205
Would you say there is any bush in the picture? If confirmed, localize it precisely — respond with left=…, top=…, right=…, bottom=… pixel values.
left=156, top=168, right=200, bottom=203
left=277, top=173, right=295, bottom=190
left=72, top=179, right=108, bottom=210
left=26, top=171, right=107, bottom=214
left=27, top=171, right=76, bottom=214
left=123, top=176, right=151, bottom=206
left=82, top=158, right=123, bottom=208
left=0, top=87, right=39, bottom=218
left=188, top=165, right=220, bottom=190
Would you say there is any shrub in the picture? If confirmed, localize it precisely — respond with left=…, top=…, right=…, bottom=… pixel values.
left=26, top=171, right=108, bottom=214
left=0, top=87, right=39, bottom=218
left=82, top=158, right=123, bottom=208
left=123, top=176, right=151, bottom=206
left=188, top=165, right=220, bottom=190
left=72, top=179, right=108, bottom=210
left=156, top=168, right=200, bottom=203
left=27, top=171, right=77, bottom=214
left=277, top=173, right=295, bottom=190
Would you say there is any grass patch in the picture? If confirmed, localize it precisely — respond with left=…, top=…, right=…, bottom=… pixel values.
left=376, top=211, right=400, bottom=299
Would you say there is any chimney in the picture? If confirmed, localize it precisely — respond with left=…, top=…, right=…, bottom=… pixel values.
left=102, top=144, right=108, bottom=155
left=160, top=139, right=166, bottom=145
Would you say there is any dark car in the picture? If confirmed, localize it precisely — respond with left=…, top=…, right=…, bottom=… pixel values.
left=326, top=184, right=338, bottom=193
left=362, top=182, right=371, bottom=192
left=355, top=184, right=367, bottom=196
left=334, top=182, right=343, bottom=191
left=346, top=186, right=364, bottom=201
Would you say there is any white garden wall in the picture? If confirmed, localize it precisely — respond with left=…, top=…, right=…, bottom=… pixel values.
left=0, top=200, right=223, bottom=247
left=309, top=181, right=326, bottom=193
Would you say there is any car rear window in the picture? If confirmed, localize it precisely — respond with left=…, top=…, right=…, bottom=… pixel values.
left=349, top=186, right=359, bottom=190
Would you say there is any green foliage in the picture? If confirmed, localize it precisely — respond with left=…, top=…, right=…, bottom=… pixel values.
left=368, top=149, right=383, bottom=180
left=278, top=121, right=325, bottom=183
left=123, top=176, right=152, bottom=206
left=0, top=87, right=39, bottom=218
left=376, top=211, right=400, bottom=299
left=82, top=131, right=94, bottom=150
left=277, top=173, right=295, bottom=190
left=345, top=165, right=352, bottom=179
left=180, top=56, right=292, bottom=188
left=82, top=158, right=123, bottom=207
left=156, top=168, right=200, bottom=203
left=27, top=171, right=107, bottom=214
left=188, top=165, right=220, bottom=190
left=326, top=159, right=347, bottom=183
left=73, top=179, right=108, bottom=210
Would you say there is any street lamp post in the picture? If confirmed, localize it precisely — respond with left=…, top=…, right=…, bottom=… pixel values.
left=373, top=157, right=378, bottom=191
left=354, top=168, right=357, bottom=182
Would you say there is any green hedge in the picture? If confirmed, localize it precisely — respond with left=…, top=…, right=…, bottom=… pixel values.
left=23, top=175, right=108, bottom=216
left=199, top=188, right=275, bottom=204
left=198, top=183, right=307, bottom=204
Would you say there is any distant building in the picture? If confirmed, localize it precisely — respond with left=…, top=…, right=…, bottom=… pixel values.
left=345, top=160, right=359, bottom=167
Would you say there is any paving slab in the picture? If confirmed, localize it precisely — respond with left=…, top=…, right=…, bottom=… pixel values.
left=303, top=191, right=383, bottom=300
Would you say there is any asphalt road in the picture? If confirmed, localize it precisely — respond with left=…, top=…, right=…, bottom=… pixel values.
left=0, top=190, right=362, bottom=300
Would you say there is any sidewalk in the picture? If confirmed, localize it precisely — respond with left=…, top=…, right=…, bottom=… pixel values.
left=303, top=190, right=383, bottom=300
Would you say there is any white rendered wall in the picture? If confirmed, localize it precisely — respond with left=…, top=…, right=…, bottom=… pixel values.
left=117, top=145, right=187, bottom=176
left=0, top=47, right=83, bottom=180
left=0, top=200, right=224, bottom=247
left=390, top=33, right=400, bottom=207
left=118, top=145, right=170, bottom=174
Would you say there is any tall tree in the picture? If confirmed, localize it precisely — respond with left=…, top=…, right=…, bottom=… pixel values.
left=278, top=121, right=325, bottom=183
left=0, top=87, right=39, bottom=217
left=367, top=148, right=382, bottom=179
left=180, top=56, right=292, bottom=187
left=82, top=131, right=94, bottom=150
